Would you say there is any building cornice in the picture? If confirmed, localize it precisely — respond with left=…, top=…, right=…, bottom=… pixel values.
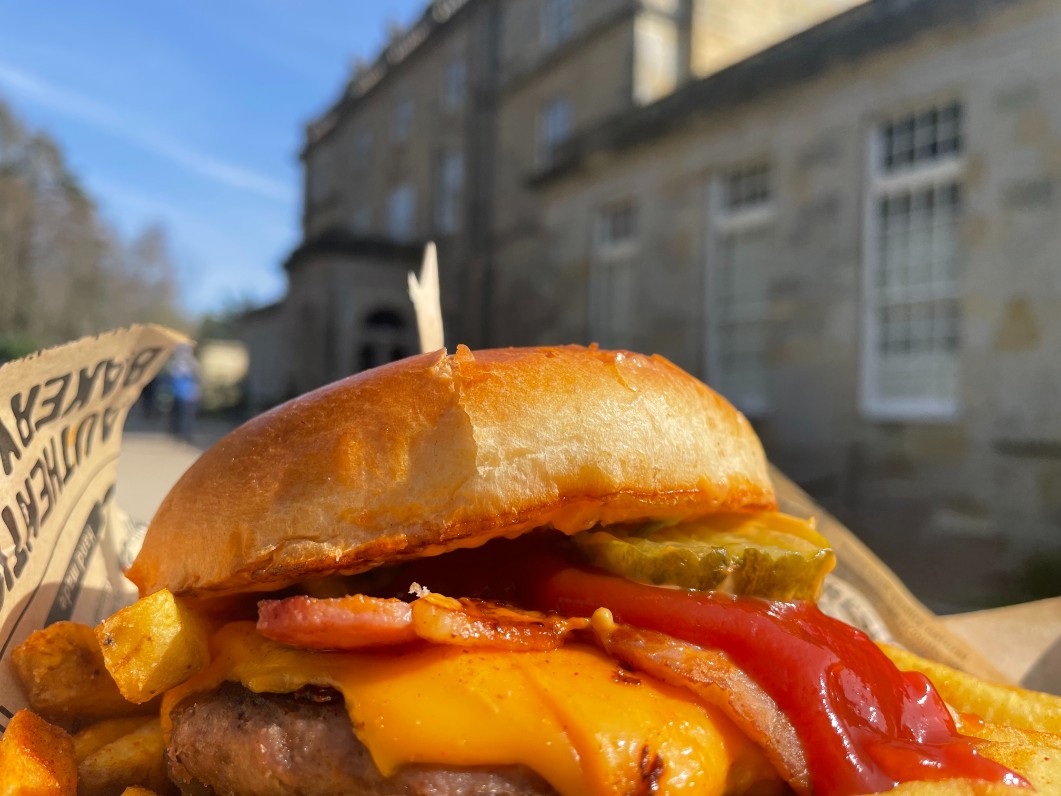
left=531, top=0, right=1029, bottom=185
left=498, top=1, right=639, bottom=97
left=284, top=229, right=425, bottom=273
left=302, top=0, right=475, bottom=157
left=238, top=300, right=285, bottom=321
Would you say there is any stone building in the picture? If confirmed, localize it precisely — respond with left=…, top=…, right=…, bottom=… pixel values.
left=241, top=0, right=499, bottom=405
left=491, top=0, right=866, bottom=342
left=241, top=0, right=1061, bottom=606
left=239, top=236, right=424, bottom=405
left=532, top=0, right=1061, bottom=605
left=243, top=0, right=866, bottom=400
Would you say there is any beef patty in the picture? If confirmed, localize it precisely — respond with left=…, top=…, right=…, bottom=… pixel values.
left=167, top=682, right=557, bottom=796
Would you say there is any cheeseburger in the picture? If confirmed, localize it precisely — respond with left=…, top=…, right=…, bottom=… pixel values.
left=121, top=345, right=1036, bottom=795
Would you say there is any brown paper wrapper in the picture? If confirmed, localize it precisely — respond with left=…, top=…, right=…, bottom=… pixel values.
left=774, top=467, right=1009, bottom=682
left=0, top=325, right=187, bottom=725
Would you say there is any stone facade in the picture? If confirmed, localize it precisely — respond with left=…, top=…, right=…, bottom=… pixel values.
left=238, top=302, right=286, bottom=408
left=255, top=0, right=870, bottom=372
left=239, top=0, right=1061, bottom=606
left=533, top=0, right=1061, bottom=600
left=240, top=235, right=421, bottom=409
left=300, top=0, right=499, bottom=348
left=490, top=0, right=867, bottom=343
left=240, top=0, right=497, bottom=404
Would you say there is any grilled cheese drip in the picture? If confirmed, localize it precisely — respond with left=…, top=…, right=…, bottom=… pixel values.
left=164, top=622, right=780, bottom=796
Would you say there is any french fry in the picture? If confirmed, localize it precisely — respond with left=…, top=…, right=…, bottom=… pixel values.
left=120, top=790, right=158, bottom=796
left=0, top=710, right=77, bottom=796
left=884, top=782, right=1022, bottom=795
left=962, top=720, right=1061, bottom=792
left=853, top=718, right=1061, bottom=794
left=11, top=622, right=149, bottom=725
left=881, top=643, right=1061, bottom=734
left=76, top=718, right=174, bottom=796
left=95, top=589, right=211, bottom=704
left=72, top=717, right=154, bottom=764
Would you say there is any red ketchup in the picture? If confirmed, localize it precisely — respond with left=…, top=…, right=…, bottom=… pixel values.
left=531, top=561, right=1030, bottom=796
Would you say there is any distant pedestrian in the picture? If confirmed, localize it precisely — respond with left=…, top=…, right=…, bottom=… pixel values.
left=168, top=345, right=201, bottom=442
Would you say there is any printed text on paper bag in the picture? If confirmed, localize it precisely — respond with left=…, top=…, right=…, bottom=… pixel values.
left=0, top=346, right=163, bottom=613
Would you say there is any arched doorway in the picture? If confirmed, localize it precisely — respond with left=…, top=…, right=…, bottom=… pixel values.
left=357, top=307, right=411, bottom=371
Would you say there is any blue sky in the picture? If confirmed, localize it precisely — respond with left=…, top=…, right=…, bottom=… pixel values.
left=0, top=0, right=425, bottom=316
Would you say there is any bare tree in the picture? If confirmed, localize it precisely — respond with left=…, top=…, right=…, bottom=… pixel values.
left=0, top=97, right=188, bottom=358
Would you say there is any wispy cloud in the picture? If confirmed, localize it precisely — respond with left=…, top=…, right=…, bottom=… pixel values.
left=89, top=175, right=291, bottom=313
left=0, top=61, right=293, bottom=203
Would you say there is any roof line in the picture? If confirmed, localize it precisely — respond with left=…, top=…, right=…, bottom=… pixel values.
left=304, top=0, right=475, bottom=154
left=532, top=0, right=1026, bottom=185
left=284, top=229, right=426, bottom=272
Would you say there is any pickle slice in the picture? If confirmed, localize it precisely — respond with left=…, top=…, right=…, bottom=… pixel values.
left=573, top=512, right=835, bottom=601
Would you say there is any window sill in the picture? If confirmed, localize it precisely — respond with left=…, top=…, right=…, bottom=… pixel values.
left=859, top=399, right=960, bottom=424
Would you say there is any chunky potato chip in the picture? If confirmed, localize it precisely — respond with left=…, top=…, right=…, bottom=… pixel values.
left=11, top=622, right=148, bottom=726
left=95, top=589, right=211, bottom=704
left=962, top=719, right=1061, bottom=792
left=76, top=718, right=174, bottom=796
left=0, top=710, right=77, bottom=796
left=882, top=782, right=1023, bottom=795
left=881, top=643, right=1061, bottom=734
left=878, top=719, right=1061, bottom=794
left=73, top=717, right=155, bottom=763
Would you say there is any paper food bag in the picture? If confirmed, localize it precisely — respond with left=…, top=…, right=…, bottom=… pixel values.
left=0, top=325, right=186, bottom=725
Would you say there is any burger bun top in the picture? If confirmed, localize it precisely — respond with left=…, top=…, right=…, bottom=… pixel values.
left=126, top=345, right=775, bottom=597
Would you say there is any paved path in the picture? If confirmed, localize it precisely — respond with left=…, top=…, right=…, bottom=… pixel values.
left=115, top=414, right=238, bottom=524
left=115, top=432, right=203, bottom=525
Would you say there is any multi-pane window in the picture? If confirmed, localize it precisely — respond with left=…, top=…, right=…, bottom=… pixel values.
left=393, top=97, right=414, bottom=142
left=307, top=143, right=336, bottom=207
left=595, top=200, right=637, bottom=253
left=442, top=59, right=466, bottom=111
left=387, top=183, right=416, bottom=242
left=589, top=200, right=639, bottom=348
left=723, top=164, right=771, bottom=211
left=541, top=0, right=575, bottom=49
left=353, top=129, right=373, bottom=162
left=435, top=150, right=464, bottom=235
left=881, top=103, right=962, bottom=171
left=351, top=206, right=371, bottom=234
left=537, top=96, right=571, bottom=168
left=708, top=165, right=774, bottom=416
left=862, top=102, right=964, bottom=418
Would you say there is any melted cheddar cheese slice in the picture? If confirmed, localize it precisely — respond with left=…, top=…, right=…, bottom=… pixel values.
left=164, top=622, right=780, bottom=795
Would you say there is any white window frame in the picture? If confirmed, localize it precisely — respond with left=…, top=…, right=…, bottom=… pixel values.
left=307, top=143, right=335, bottom=207
left=441, top=58, right=466, bottom=111
left=594, top=199, right=638, bottom=258
left=536, top=95, right=571, bottom=168
left=393, top=96, right=414, bottom=142
left=353, top=128, right=373, bottom=162
left=351, top=206, right=371, bottom=234
left=704, top=171, right=775, bottom=417
left=541, top=0, right=575, bottom=50
left=434, top=150, right=464, bottom=235
left=588, top=200, right=640, bottom=349
left=387, top=183, right=416, bottom=242
left=860, top=107, right=964, bottom=421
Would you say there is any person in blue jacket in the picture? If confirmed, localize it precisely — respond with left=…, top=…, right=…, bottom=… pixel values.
left=168, top=345, right=201, bottom=442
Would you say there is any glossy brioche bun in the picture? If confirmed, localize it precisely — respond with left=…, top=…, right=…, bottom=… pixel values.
left=126, top=345, right=776, bottom=597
